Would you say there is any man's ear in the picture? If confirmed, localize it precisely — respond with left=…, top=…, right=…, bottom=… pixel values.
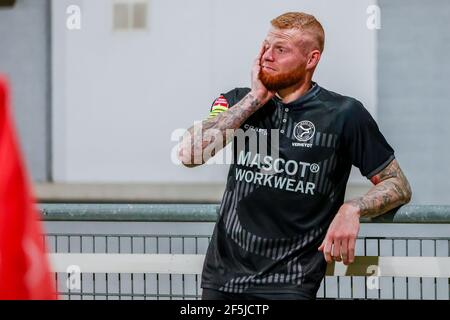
left=307, top=50, right=321, bottom=70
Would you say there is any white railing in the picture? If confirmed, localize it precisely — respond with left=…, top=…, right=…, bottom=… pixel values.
left=51, top=253, right=450, bottom=278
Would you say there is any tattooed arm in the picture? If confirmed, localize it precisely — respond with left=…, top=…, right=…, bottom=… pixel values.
left=178, top=93, right=266, bottom=167
left=346, top=159, right=412, bottom=218
left=319, top=159, right=412, bottom=265
left=178, top=43, right=274, bottom=167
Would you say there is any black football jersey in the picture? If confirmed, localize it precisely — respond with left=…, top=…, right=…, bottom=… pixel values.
left=201, top=83, right=395, bottom=297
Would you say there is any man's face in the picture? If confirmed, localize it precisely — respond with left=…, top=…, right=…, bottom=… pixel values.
left=259, top=28, right=311, bottom=91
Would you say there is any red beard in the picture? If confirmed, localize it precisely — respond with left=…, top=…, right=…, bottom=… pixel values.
left=259, top=65, right=305, bottom=91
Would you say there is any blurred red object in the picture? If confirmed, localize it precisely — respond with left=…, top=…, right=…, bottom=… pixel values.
left=0, top=76, right=57, bottom=300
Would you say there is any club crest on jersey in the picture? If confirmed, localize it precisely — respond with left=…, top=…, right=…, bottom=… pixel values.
left=292, top=120, right=315, bottom=148
left=294, top=121, right=315, bottom=142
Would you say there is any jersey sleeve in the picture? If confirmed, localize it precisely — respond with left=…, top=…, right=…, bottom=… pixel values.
left=208, top=88, right=251, bottom=119
left=342, top=100, right=395, bottom=179
left=208, top=95, right=230, bottom=119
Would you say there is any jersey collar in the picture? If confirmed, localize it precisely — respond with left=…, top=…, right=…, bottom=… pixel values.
left=272, top=82, right=321, bottom=107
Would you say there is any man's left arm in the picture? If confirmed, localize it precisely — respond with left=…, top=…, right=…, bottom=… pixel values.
left=347, top=159, right=412, bottom=218
left=319, top=159, right=412, bottom=265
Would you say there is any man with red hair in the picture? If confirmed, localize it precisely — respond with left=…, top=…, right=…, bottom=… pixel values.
left=179, top=12, right=411, bottom=300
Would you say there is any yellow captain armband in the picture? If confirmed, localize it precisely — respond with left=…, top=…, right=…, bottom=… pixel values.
left=209, top=95, right=229, bottom=118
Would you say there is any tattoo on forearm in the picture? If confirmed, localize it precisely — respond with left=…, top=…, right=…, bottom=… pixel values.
left=182, top=93, right=262, bottom=164
left=218, top=93, right=261, bottom=129
left=346, top=160, right=412, bottom=218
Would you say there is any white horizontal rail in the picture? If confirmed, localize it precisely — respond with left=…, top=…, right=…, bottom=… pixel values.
left=50, top=254, right=204, bottom=274
left=326, top=256, right=450, bottom=277
left=50, top=254, right=450, bottom=278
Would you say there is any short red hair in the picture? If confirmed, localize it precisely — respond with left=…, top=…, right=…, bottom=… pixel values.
left=271, top=12, right=325, bottom=53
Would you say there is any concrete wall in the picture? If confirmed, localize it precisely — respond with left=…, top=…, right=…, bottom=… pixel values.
left=0, top=0, right=51, bottom=181
left=378, top=0, right=450, bottom=204
left=52, top=0, right=377, bottom=183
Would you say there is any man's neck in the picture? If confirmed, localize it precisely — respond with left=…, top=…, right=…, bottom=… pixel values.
left=276, top=79, right=313, bottom=104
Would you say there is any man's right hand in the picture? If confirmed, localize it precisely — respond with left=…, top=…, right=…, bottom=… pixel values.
left=179, top=42, right=275, bottom=168
left=251, top=43, right=275, bottom=105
